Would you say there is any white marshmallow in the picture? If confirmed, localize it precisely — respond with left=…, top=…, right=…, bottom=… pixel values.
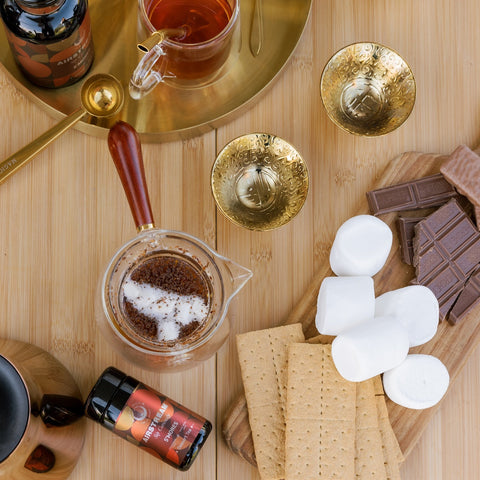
left=375, top=285, right=439, bottom=347
left=315, top=276, right=375, bottom=335
left=331, top=316, right=409, bottom=382
left=382, top=354, right=449, bottom=409
left=330, top=215, right=393, bottom=276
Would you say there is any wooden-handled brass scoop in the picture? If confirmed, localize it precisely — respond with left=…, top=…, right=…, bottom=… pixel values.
left=0, top=73, right=124, bottom=185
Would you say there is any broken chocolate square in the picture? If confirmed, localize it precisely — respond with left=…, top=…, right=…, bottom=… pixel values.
left=366, top=173, right=458, bottom=215
left=412, top=198, right=480, bottom=321
left=449, top=266, right=480, bottom=325
left=396, top=216, right=426, bottom=265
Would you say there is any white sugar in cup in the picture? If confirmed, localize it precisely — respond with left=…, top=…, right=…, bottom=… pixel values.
left=315, top=276, right=375, bottom=335
left=329, top=215, right=393, bottom=276
left=382, top=354, right=449, bottom=409
left=331, top=316, right=409, bottom=382
left=375, top=285, right=439, bottom=347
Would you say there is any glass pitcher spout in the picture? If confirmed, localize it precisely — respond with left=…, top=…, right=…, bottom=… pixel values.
left=217, top=255, right=253, bottom=302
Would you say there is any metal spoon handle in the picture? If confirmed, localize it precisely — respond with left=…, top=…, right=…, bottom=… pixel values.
left=108, top=121, right=154, bottom=232
left=0, top=108, right=85, bottom=185
left=250, top=0, right=263, bottom=56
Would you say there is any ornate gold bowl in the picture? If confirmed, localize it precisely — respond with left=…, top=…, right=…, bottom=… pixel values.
left=320, top=42, right=416, bottom=136
left=211, top=133, right=309, bottom=231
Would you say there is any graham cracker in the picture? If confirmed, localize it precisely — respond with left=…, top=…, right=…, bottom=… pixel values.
left=373, top=374, right=404, bottom=473
left=301, top=338, right=401, bottom=478
left=285, top=343, right=356, bottom=480
left=376, top=391, right=404, bottom=479
left=236, top=323, right=305, bottom=480
left=355, top=379, right=388, bottom=479
left=373, top=375, right=385, bottom=395
left=306, top=334, right=335, bottom=344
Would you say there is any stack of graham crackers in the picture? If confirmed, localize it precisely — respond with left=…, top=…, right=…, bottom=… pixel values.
left=236, top=323, right=403, bottom=479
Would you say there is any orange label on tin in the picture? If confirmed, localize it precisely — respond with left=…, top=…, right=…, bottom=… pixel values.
left=114, top=385, right=205, bottom=467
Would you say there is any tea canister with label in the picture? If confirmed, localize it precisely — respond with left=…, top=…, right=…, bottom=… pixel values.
left=0, top=0, right=94, bottom=88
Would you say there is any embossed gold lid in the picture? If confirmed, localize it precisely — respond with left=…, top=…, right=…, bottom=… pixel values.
left=320, top=42, right=416, bottom=136
left=211, top=133, right=309, bottom=231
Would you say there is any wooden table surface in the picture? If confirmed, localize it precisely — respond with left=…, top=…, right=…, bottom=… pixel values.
left=1, top=0, right=479, bottom=479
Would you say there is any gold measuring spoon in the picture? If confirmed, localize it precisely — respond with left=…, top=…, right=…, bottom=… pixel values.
left=0, top=73, right=124, bottom=185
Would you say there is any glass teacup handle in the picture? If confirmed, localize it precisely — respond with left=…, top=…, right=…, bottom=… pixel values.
left=129, top=44, right=166, bottom=99
left=129, top=28, right=185, bottom=100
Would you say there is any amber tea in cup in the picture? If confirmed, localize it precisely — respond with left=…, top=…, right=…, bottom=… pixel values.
left=148, top=0, right=233, bottom=77
left=130, top=0, right=240, bottom=98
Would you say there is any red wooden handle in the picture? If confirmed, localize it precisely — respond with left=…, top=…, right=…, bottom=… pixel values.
left=108, top=121, right=154, bottom=230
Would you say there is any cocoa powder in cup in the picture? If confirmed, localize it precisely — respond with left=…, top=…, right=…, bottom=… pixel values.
left=120, top=254, right=211, bottom=345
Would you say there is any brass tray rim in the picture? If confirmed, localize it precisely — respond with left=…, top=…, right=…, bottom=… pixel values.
left=0, top=0, right=312, bottom=143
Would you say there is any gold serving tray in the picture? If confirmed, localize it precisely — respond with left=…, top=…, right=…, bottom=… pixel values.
left=0, top=0, right=311, bottom=143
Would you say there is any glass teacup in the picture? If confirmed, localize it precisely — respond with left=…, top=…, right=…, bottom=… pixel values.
left=130, top=0, right=240, bottom=99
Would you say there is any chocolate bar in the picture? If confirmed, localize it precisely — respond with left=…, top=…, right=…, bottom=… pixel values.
left=449, top=266, right=480, bottom=325
left=412, top=199, right=480, bottom=321
left=396, top=216, right=425, bottom=265
left=440, top=145, right=480, bottom=225
left=366, top=173, right=457, bottom=215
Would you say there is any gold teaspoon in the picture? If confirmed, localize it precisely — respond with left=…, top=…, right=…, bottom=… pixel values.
left=250, top=0, right=263, bottom=56
left=0, top=73, right=124, bottom=185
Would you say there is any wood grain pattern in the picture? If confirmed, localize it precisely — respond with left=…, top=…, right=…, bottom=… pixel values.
left=1, top=1, right=480, bottom=479
left=0, top=339, right=86, bottom=480
left=222, top=150, right=480, bottom=467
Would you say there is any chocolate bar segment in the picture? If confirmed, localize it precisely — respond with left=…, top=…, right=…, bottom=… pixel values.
left=476, top=206, right=480, bottom=226
left=412, top=199, right=480, bottom=321
left=440, top=145, right=480, bottom=225
left=412, top=267, right=465, bottom=321
left=367, top=173, right=457, bottom=215
left=396, top=216, right=425, bottom=265
left=448, top=266, right=480, bottom=325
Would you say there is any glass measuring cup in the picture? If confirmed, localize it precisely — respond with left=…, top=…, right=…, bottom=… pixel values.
left=96, top=122, right=252, bottom=371
left=129, top=0, right=240, bottom=99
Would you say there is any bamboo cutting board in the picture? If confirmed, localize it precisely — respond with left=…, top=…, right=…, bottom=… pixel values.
left=222, top=149, right=480, bottom=467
